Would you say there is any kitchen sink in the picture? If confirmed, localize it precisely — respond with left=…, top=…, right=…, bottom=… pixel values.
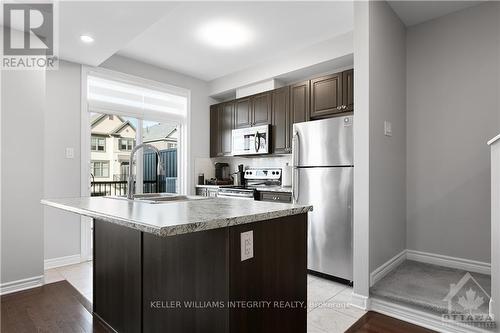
left=104, top=193, right=210, bottom=204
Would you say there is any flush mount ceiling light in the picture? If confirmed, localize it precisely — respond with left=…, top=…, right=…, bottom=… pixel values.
left=197, top=20, right=252, bottom=49
left=80, top=35, right=94, bottom=43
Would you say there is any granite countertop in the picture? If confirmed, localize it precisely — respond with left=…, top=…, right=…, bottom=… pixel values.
left=41, top=196, right=312, bottom=237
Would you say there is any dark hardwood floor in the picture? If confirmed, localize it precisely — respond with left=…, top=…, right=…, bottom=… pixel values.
left=1, top=281, right=434, bottom=333
left=1, top=280, right=109, bottom=333
left=346, top=311, right=436, bottom=333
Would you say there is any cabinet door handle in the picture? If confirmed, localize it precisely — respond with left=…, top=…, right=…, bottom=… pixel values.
left=336, top=106, right=341, bottom=110
left=342, top=105, right=347, bottom=110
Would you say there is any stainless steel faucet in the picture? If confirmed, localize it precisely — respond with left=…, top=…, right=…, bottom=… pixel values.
left=127, top=143, right=165, bottom=199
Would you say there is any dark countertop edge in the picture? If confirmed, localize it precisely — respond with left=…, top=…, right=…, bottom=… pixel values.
left=41, top=199, right=312, bottom=237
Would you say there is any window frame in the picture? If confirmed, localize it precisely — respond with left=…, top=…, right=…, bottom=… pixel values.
left=91, top=160, right=110, bottom=178
left=91, top=135, right=106, bottom=152
left=119, top=138, right=135, bottom=151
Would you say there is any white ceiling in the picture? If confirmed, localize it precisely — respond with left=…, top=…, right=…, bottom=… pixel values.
left=388, top=0, right=484, bottom=26
left=2, top=1, right=485, bottom=83
left=118, top=2, right=354, bottom=81
left=57, top=1, right=176, bottom=66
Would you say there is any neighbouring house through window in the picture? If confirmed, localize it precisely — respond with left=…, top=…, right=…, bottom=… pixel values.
left=92, top=161, right=109, bottom=178
left=91, top=136, right=106, bottom=152
left=119, top=138, right=135, bottom=151
left=120, top=162, right=130, bottom=179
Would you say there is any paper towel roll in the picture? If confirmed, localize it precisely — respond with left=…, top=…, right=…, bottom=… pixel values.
left=282, top=163, right=292, bottom=187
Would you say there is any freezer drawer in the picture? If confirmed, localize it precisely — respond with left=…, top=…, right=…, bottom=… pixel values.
left=295, top=167, right=353, bottom=280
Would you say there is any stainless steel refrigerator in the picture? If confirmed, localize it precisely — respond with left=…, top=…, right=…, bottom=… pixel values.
left=292, top=116, right=353, bottom=281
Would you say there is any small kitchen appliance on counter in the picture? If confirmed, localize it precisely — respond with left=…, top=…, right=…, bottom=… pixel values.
left=214, top=162, right=230, bottom=181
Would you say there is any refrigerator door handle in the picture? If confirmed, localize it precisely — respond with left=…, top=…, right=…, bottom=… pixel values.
left=292, top=130, right=299, bottom=167
left=292, top=131, right=299, bottom=203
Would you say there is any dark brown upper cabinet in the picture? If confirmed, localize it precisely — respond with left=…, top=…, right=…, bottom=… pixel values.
left=210, top=69, right=353, bottom=156
left=251, top=91, right=272, bottom=126
left=220, top=102, right=234, bottom=156
left=289, top=81, right=311, bottom=144
left=235, top=98, right=251, bottom=129
left=310, top=73, right=343, bottom=119
left=290, top=81, right=310, bottom=125
left=271, top=86, right=291, bottom=154
left=210, top=104, right=221, bottom=157
left=342, top=69, right=354, bottom=112
left=210, top=102, right=234, bottom=157
left=310, top=70, right=353, bottom=118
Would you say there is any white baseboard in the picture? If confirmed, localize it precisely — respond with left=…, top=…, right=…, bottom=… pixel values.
left=406, top=250, right=491, bottom=275
left=370, top=249, right=407, bottom=287
left=371, top=297, right=494, bottom=333
left=0, top=275, right=44, bottom=295
left=44, top=254, right=82, bottom=270
left=351, top=292, right=370, bottom=310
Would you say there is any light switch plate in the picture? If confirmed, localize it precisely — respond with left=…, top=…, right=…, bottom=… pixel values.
left=65, top=147, right=75, bottom=159
left=240, top=230, right=254, bottom=261
left=384, top=121, right=392, bottom=137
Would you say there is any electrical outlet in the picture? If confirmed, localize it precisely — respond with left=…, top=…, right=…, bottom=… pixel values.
left=240, top=230, right=254, bottom=261
left=384, top=121, right=392, bottom=137
left=66, top=147, right=75, bottom=159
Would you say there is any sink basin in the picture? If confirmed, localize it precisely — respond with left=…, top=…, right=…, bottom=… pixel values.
left=104, top=193, right=209, bottom=204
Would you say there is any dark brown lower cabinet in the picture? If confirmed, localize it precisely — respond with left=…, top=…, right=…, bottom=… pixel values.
left=93, top=220, right=142, bottom=333
left=93, top=214, right=307, bottom=333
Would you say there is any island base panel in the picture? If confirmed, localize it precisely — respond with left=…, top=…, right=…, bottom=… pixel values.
left=93, top=220, right=142, bottom=333
left=93, top=213, right=307, bottom=333
left=229, top=214, right=308, bottom=333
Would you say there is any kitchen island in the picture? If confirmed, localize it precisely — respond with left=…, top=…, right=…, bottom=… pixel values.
left=42, top=196, right=312, bottom=333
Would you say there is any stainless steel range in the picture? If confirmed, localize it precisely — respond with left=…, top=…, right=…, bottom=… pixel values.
left=217, top=168, right=282, bottom=199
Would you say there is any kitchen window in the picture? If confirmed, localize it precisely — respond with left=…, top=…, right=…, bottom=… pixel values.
left=91, top=136, right=106, bottom=152
left=119, top=138, right=135, bottom=151
left=91, top=161, right=109, bottom=178
left=85, top=70, right=190, bottom=195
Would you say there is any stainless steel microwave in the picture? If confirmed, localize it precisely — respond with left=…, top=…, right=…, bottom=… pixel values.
left=232, top=125, right=270, bottom=156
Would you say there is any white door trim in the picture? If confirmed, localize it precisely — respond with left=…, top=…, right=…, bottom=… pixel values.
left=80, top=66, right=93, bottom=262
left=371, top=297, right=493, bottom=333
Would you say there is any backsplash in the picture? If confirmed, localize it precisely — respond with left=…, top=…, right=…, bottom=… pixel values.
left=194, top=155, right=292, bottom=185
left=212, top=155, right=292, bottom=173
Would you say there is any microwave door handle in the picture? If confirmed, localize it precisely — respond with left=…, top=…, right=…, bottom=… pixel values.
left=254, top=131, right=260, bottom=152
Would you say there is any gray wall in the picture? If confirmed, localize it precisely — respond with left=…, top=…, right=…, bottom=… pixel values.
left=1, top=69, right=46, bottom=284
left=44, top=61, right=82, bottom=260
left=406, top=2, right=500, bottom=263
left=368, top=1, right=407, bottom=272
